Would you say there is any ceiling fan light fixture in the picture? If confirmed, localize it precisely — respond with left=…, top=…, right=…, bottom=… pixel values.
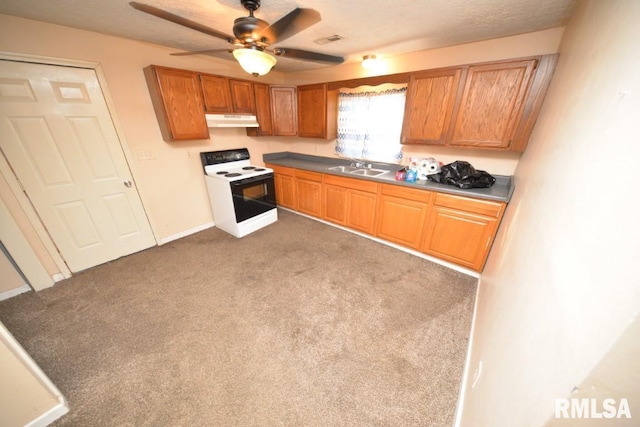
left=361, top=55, right=378, bottom=69
left=232, top=48, right=277, bottom=76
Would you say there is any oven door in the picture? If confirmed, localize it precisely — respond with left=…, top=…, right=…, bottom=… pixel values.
left=230, top=173, right=276, bottom=223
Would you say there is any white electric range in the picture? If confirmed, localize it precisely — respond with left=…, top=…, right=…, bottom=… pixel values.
left=200, top=148, right=277, bottom=238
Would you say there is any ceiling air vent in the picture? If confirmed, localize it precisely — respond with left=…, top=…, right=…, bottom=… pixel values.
left=314, top=35, right=344, bottom=45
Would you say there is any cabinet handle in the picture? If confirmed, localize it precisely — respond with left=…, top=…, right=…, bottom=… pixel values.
left=124, top=180, right=132, bottom=188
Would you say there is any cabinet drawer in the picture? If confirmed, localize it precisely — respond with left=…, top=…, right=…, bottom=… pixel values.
left=323, top=174, right=379, bottom=193
left=380, top=184, right=432, bottom=203
left=295, top=169, right=322, bottom=182
left=267, top=164, right=295, bottom=177
left=434, top=193, right=504, bottom=218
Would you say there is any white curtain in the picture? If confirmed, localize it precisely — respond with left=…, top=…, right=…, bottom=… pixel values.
left=335, top=88, right=406, bottom=163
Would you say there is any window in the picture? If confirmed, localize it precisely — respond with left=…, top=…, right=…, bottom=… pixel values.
left=335, top=87, right=407, bottom=163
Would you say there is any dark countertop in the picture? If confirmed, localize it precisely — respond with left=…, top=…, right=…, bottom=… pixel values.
left=263, top=152, right=515, bottom=203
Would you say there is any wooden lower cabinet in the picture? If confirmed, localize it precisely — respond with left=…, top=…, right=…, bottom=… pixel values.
left=324, top=184, right=348, bottom=223
left=269, top=165, right=296, bottom=209
left=268, top=165, right=506, bottom=272
left=422, top=193, right=505, bottom=271
left=295, top=170, right=323, bottom=217
left=374, top=184, right=432, bottom=250
left=323, top=174, right=378, bottom=235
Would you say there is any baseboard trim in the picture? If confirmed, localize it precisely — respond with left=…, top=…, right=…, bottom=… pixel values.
left=280, top=208, right=479, bottom=278
left=24, top=399, right=69, bottom=427
left=52, top=273, right=67, bottom=283
left=0, top=283, right=31, bottom=301
left=158, top=221, right=215, bottom=245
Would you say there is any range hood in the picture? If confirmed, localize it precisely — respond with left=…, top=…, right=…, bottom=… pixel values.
left=205, top=114, right=259, bottom=128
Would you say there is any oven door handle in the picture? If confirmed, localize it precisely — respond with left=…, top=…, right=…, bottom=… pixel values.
left=231, top=173, right=274, bottom=186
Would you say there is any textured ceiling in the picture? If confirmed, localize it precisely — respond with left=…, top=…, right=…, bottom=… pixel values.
left=0, top=0, right=577, bottom=72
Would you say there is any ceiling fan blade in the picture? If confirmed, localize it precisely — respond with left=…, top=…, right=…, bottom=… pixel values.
left=170, top=49, right=233, bottom=57
left=272, top=48, right=344, bottom=64
left=259, top=8, right=321, bottom=44
left=129, top=1, right=234, bottom=42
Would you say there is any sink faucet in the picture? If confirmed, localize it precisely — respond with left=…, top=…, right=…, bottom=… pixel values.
left=349, top=158, right=366, bottom=168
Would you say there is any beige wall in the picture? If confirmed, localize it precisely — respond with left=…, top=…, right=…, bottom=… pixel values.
left=545, top=315, right=639, bottom=427
left=458, top=1, right=640, bottom=425
left=0, top=13, right=561, bottom=280
left=0, top=249, right=25, bottom=294
left=0, top=321, right=67, bottom=425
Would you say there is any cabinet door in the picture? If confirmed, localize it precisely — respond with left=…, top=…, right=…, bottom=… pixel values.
left=271, top=86, right=297, bottom=136
left=144, top=66, right=209, bottom=141
left=297, top=83, right=337, bottom=139
left=450, top=59, right=536, bottom=149
left=268, top=165, right=296, bottom=209
left=296, top=170, right=322, bottom=217
left=323, top=174, right=378, bottom=234
left=200, top=74, right=233, bottom=113
left=323, top=184, right=348, bottom=225
left=375, top=185, right=431, bottom=250
left=247, top=83, right=273, bottom=136
left=229, top=79, right=256, bottom=114
left=423, top=207, right=498, bottom=271
left=422, top=193, right=505, bottom=271
left=276, top=174, right=296, bottom=209
left=401, top=67, right=463, bottom=145
left=347, top=190, right=377, bottom=235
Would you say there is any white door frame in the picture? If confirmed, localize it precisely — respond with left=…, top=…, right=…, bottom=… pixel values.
left=0, top=51, right=157, bottom=286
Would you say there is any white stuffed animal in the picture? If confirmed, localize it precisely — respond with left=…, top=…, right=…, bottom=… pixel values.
left=416, top=157, right=441, bottom=180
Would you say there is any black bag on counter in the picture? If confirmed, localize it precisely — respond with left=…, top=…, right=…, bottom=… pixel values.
left=427, top=161, right=496, bottom=189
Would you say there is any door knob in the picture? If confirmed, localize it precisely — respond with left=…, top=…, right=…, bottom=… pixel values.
left=124, top=180, right=132, bottom=188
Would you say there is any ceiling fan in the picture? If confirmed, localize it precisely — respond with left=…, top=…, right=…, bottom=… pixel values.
left=129, top=0, right=345, bottom=76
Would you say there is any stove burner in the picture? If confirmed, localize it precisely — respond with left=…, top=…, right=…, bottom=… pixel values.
left=254, top=168, right=266, bottom=172
left=216, top=171, right=228, bottom=175
left=242, top=166, right=256, bottom=170
left=225, top=173, right=242, bottom=177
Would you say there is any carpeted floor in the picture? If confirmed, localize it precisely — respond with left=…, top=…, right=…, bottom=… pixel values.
left=0, top=209, right=477, bottom=427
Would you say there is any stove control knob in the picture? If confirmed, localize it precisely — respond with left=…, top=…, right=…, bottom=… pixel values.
left=123, top=180, right=132, bottom=188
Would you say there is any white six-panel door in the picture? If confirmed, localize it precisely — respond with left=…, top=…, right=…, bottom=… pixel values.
left=0, top=60, right=156, bottom=272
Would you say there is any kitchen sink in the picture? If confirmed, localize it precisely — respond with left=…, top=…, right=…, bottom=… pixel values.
left=328, top=165, right=389, bottom=177
left=328, top=165, right=360, bottom=173
left=350, top=168, right=388, bottom=177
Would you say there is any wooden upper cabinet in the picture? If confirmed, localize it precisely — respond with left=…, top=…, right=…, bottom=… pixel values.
left=144, top=65, right=209, bottom=142
left=199, top=74, right=255, bottom=114
left=297, top=83, right=337, bottom=139
left=247, top=83, right=274, bottom=136
left=271, top=86, right=298, bottom=136
left=229, top=79, right=256, bottom=114
left=402, top=67, right=463, bottom=145
left=450, top=59, right=537, bottom=149
left=400, top=55, right=558, bottom=152
left=199, top=74, right=233, bottom=113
